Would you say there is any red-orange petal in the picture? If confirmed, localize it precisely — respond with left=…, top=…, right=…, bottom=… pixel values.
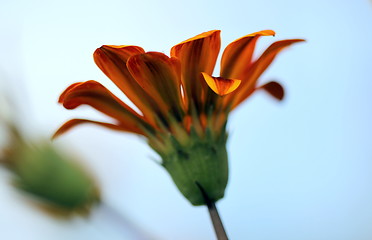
left=59, top=80, right=148, bottom=134
left=127, top=52, right=184, bottom=118
left=233, top=39, right=305, bottom=108
left=59, top=82, right=83, bottom=103
left=94, top=45, right=144, bottom=92
left=245, top=39, right=305, bottom=83
left=259, top=81, right=285, bottom=100
left=170, top=30, right=221, bottom=106
left=94, top=45, right=157, bottom=124
left=201, top=72, right=241, bottom=96
left=220, top=30, right=275, bottom=79
left=52, top=119, right=142, bottom=139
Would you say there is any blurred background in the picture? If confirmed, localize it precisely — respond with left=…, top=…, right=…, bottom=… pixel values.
left=1, top=0, right=372, bottom=239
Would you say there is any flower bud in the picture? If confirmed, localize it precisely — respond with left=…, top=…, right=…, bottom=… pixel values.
left=4, top=140, right=100, bottom=216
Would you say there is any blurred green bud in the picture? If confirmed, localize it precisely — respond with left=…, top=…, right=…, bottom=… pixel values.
left=0, top=84, right=100, bottom=216
left=4, top=140, right=100, bottom=216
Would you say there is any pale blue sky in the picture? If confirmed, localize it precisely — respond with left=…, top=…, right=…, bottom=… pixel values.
left=0, top=0, right=372, bottom=239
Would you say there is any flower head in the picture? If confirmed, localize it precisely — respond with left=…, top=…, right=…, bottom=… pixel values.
left=55, top=30, right=303, bottom=205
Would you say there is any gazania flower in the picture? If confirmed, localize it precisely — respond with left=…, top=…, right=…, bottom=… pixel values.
left=54, top=30, right=303, bottom=206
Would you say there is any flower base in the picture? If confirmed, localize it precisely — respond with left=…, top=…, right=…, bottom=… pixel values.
left=161, top=132, right=228, bottom=206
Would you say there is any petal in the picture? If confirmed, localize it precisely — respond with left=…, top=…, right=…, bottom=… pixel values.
left=93, top=45, right=157, bottom=124
left=220, top=30, right=275, bottom=79
left=59, top=82, right=83, bottom=103
left=170, top=30, right=221, bottom=106
left=259, top=81, right=285, bottom=100
left=52, top=119, right=142, bottom=139
left=201, top=72, right=241, bottom=96
left=94, top=45, right=144, bottom=92
left=233, top=39, right=305, bottom=108
left=59, top=80, right=149, bottom=133
left=245, top=39, right=305, bottom=83
left=127, top=52, right=184, bottom=119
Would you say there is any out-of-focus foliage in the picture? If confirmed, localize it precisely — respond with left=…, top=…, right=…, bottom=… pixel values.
left=4, top=138, right=100, bottom=216
left=0, top=94, right=100, bottom=217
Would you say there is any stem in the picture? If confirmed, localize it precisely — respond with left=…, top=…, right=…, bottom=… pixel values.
left=196, top=182, right=229, bottom=240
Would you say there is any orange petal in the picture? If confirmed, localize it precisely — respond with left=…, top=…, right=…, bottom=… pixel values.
left=59, top=82, right=83, bottom=103
left=259, top=81, right=285, bottom=100
left=59, top=80, right=148, bottom=134
left=170, top=30, right=221, bottom=107
left=220, top=30, right=275, bottom=79
left=127, top=52, right=184, bottom=119
left=246, top=39, right=305, bottom=83
left=94, top=45, right=157, bottom=124
left=52, top=119, right=143, bottom=139
left=233, top=39, right=305, bottom=108
left=201, top=72, right=241, bottom=96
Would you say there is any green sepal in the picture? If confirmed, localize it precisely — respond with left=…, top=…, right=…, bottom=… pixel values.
left=160, top=130, right=228, bottom=206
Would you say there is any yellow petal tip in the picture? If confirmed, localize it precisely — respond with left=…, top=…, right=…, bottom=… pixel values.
left=202, top=72, right=241, bottom=96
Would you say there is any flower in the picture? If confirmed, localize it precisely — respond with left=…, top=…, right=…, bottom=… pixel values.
left=54, top=30, right=304, bottom=205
